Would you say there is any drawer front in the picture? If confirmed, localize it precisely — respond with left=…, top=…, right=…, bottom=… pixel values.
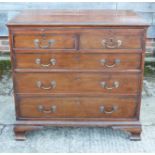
left=80, top=29, right=142, bottom=49
left=18, top=96, right=137, bottom=118
left=15, top=73, right=140, bottom=94
left=13, top=34, right=76, bottom=49
left=15, top=53, right=141, bottom=70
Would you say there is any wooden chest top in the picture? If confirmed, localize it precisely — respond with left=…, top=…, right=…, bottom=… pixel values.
left=7, top=10, right=148, bottom=27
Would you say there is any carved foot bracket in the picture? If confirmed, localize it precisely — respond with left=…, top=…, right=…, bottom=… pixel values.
left=14, top=125, right=44, bottom=141
left=112, top=125, right=142, bottom=141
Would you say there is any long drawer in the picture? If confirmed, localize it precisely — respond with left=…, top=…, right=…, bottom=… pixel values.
left=17, top=96, right=137, bottom=119
left=15, top=53, right=141, bottom=70
left=14, top=72, right=140, bottom=94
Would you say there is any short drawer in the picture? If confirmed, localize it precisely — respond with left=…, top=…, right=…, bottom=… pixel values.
left=80, top=29, right=143, bottom=49
left=13, top=33, right=76, bottom=49
left=15, top=73, right=140, bottom=95
left=15, top=53, right=141, bottom=70
left=17, top=96, right=137, bottom=119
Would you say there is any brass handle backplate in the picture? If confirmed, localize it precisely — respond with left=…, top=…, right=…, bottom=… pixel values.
left=35, top=58, right=56, bottom=67
left=101, top=38, right=122, bottom=49
left=37, top=105, right=56, bottom=114
left=34, top=35, right=55, bottom=49
left=100, top=81, right=119, bottom=90
left=100, top=59, right=120, bottom=68
left=99, top=105, right=117, bottom=114
left=36, top=80, right=56, bottom=90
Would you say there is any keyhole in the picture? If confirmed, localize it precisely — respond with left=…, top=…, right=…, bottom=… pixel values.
left=110, top=38, right=113, bottom=43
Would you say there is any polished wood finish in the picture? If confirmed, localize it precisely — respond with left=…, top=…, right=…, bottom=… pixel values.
left=15, top=53, right=141, bottom=70
left=13, top=28, right=143, bottom=49
left=7, top=10, right=149, bottom=140
left=7, top=10, right=148, bottom=26
left=15, top=72, right=140, bottom=94
left=80, top=29, right=142, bottom=49
left=18, top=96, right=137, bottom=119
left=14, top=33, right=76, bottom=49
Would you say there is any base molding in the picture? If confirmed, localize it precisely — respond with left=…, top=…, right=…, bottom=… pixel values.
left=14, top=120, right=142, bottom=141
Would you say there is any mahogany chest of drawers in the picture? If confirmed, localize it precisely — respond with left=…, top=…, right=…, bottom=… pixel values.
left=7, top=10, right=149, bottom=140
